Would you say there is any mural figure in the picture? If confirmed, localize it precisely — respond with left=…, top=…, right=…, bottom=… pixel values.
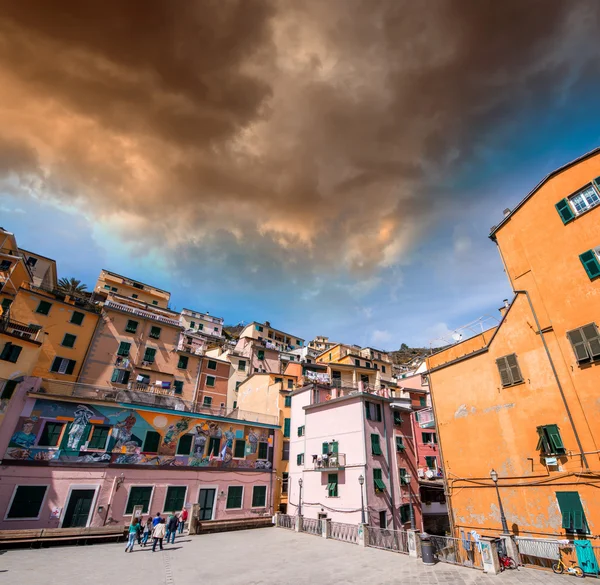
left=248, top=427, right=259, bottom=454
left=208, top=422, right=222, bottom=438
left=67, top=405, right=94, bottom=449
left=109, top=411, right=137, bottom=450
left=163, top=418, right=189, bottom=449
left=114, top=441, right=142, bottom=464
left=193, top=424, right=208, bottom=457
left=220, top=426, right=235, bottom=461
left=9, top=417, right=37, bottom=449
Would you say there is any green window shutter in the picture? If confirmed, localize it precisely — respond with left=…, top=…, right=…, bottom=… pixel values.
left=177, top=434, right=193, bottom=455
left=322, top=442, right=329, bottom=455
left=420, top=396, right=426, bottom=407
left=330, top=441, right=338, bottom=454
left=581, top=323, right=600, bottom=358
left=174, top=381, right=183, bottom=395
left=164, top=486, right=186, bottom=512
left=143, top=430, right=160, bottom=453
left=126, top=487, right=152, bottom=514
left=580, top=250, right=600, bottom=280
left=284, top=396, right=291, bottom=407
left=149, top=326, right=161, bottom=339
left=536, top=426, right=551, bottom=452
left=400, top=504, right=411, bottom=524
left=178, top=356, right=189, bottom=369
left=234, top=439, right=246, bottom=458
left=50, top=357, right=61, bottom=372
left=39, top=422, right=65, bottom=447
left=203, top=396, right=213, bottom=407
left=496, top=356, right=512, bottom=386
left=396, top=436, right=404, bottom=452
left=65, top=360, right=76, bottom=375
left=567, top=328, right=591, bottom=362
left=555, top=198, right=575, bottom=224
left=88, top=426, right=110, bottom=449
left=36, top=300, right=52, bottom=315
left=283, top=418, right=290, bottom=437
left=6, top=344, right=22, bottom=363
left=258, top=442, right=269, bottom=459
left=207, top=360, right=217, bottom=370
left=545, top=424, right=566, bottom=455
left=70, top=311, right=85, bottom=325
left=143, top=347, right=156, bottom=362
left=556, top=491, right=588, bottom=533
left=371, top=433, right=382, bottom=456
left=111, top=368, right=120, bottom=383
left=125, top=320, right=138, bottom=333
left=0, top=343, right=11, bottom=361
left=1, top=379, right=18, bottom=400
left=252, top=486, right=267, bottom=507
left=425, top=456, right=436, bottom=469
left=327, top=473, right=338, bottom=497
left=365, top=402, right=372, bottom=420
left=296, top=453, right=303, bottom=466
left=7, top=486, right=47, bottom=519
left=62, top=333, right=77, bottom=347
left=206, top=375, right=215, bottom=387
left=373, top=468, right=385, bottom=491
left=257, top=350, right=265, bottom=360
left=226, top=486, right=243, bottom=509
left=116, top=341, right=131, bottom=356
left=297, top=426, right=303, bottom=437
left=232, top=401, right=237, bottom=409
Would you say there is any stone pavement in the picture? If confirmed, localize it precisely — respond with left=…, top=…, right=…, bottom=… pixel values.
left=0, top=527, right=575, bottom=585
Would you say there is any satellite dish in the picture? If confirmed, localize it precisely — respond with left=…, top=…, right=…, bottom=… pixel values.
left=452, top=332, right=463, bottom=342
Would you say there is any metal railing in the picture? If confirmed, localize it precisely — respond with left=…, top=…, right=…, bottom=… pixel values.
left=367, top=527, right=408, bottom=553
left=301, top=518, right=322, bottom=536
left=0, top=317, right=42, bottom=341
left=429, top=535, right=483, bottom=569
left=279, top=514, right=294, bottom=530
left=330, top=522, right=358, bottom=544
left=31, top=379, right=279, bottom=425
left=104, top=300, right=181, bottom=327
left=314, top=453, right=346, bottom=470
left=515, top=537, right=561, bottom=568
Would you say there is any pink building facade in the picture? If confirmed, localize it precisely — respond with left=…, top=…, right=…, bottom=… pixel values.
left=0, top=378, right=277, bottom=529
left=288, top=382, right=422, bottom=530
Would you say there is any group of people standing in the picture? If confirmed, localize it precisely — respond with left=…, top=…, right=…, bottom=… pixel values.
left=125, top=508, right=189, bottom=553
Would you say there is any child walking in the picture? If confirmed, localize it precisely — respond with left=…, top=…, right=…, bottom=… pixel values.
left=141, top=517, right=153, bottom=546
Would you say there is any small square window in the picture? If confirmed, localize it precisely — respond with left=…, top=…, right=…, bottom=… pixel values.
left=207, top=359, right=217, bottom=370
left=70, top=311, right=85, bottom=326
left=152, top=300, right=158, bottom=306
left=226, top=486, right=243, bottom=509
left=178, top=356, right=189, bottom=370
left=125, top=320, right=138, bottom=334
left=174, top=381, right=184, bottom=395
left=206, top=375, right=215, bottom=387
left=61, top=333, right=77, bottom=348
left=88, top=425, right=110, bottom=450
left=132, top=294, right=138, bottom=299
left=38, top=422, right=65, bottom=447
left=149, top=326, right=161, bottom=339
left=238, top=360, right=246, bottom=371
left=111, top=287, right=118, bottom=292
left=36, top=300, right=52, bottom=315
left=203, top=396, right=212, bottom=407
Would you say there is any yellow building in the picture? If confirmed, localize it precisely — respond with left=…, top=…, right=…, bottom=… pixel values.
left=427, top=148, right=600, bottom=568
left=235, top=372, right=297, bottom=513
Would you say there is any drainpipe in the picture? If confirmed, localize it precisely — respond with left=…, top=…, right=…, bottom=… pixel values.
left=514, top=289, right=589, bottom=470
left=382, top=399, right=398, bottom=530
left=191, top=356, right=202, bottom=406
left=360, top=397, right=369, bottom=525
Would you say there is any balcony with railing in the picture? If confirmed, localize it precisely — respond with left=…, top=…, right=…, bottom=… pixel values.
left=313, top=452, right=346, bottom=470
left=0, top=317, right=43, bottom=342
left=176, top=334, right=206, bottom=355
left=307, top=381, right=395, bottom=405
left=104, top=300, right=181, bottom=327
left=30, top=379, right=278, bottom=425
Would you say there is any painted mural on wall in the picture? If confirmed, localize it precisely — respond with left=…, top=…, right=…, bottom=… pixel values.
left=4, top=399, right=274, bottom=470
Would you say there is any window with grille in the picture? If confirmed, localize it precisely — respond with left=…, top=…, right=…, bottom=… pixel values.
left=226, top=486, right=243, bottom=509
left=567, top=323, right=600, bottom=363
left=496, top=354, right=523, bottom=387
left=125, top=486, right=152, bottom=514
left=7, top=486, right=47, bottom=519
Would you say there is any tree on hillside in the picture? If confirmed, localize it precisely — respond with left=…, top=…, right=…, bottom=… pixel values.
left=400, top=343, right=409, bottom=351
left=57, top=277, right=88, bottom=295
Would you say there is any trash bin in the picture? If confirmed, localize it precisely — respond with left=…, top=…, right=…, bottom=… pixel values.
left=421, top=533, right=436, bottom=566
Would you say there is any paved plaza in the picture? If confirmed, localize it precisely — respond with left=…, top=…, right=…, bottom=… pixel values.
left=0, top=527, right=574, bottom=585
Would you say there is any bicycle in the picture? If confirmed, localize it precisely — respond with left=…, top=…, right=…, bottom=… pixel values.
left=499, top=554, right=518, bottom=570
left=552, top=558, right=585, bottom=578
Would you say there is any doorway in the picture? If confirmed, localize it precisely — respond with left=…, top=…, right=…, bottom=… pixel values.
left=198, top=488, right=216, bottom=521
left=62, top=489, right=96, bottom=527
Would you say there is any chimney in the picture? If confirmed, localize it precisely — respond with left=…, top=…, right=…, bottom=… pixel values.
left=499, top=299, right=510, bottom=317
left=265, top=321, right=271, bottom=327
left=503, top=208, right=511, bottom=217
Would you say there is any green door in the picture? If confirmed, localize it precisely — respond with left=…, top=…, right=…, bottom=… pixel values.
left=198, top=489, right=216, bottom=521
left=574, top=540, right=599, bottom=575
left=62, top=489, right=95, bottom=528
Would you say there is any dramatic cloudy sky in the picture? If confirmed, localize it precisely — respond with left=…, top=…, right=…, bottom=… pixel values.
left=2, top=0, right=600, bottom=349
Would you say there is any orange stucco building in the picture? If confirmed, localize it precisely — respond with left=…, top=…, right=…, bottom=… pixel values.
left=427, top=149, right=600, bottom=562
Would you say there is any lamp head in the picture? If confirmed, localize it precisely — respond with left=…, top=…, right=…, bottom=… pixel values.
left=490, top=469, right=498, bottom=483
left=358, top=474, right=364, bottom=486
left=298, top=478, right=303, bottom=487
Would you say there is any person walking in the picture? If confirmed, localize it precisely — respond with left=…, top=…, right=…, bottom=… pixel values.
left=136, top=516, right=144, bottom=545
left=141, top=517, right=153, bottom=546
left=152, top=512, right=161, bottom=527
left=178, top=508, right=188, bottom=534
left=166, top=513, right=178, bottom=545
left=152, top=518, right=166, bottom=552
left=125, top=517, right=139, bottom=553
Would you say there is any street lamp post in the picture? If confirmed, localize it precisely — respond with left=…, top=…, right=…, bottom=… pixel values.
left=358, top=474, right=366, bottom=524
left=298, top=478, right=303, bottom=516
left=490, top=469, right=509, bottom=534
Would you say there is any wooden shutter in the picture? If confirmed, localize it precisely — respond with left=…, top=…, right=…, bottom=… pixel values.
left=567, top=329, right=591, bottom=362
left=555, top=198, right=575, bottom=224
left=322, top=442, right=329, bottom=455
left=111, top=369, right=120, bottom=383
left=8, top=344, right=22, bottom=363
left=330, top=441, right=338, bottom=454
left=496, top=357, right=512, bottom=386
left=0, top=343, right=12, bottom=361
left=371, top=434, right=382, bottom=455
left=580, top=250, right=600, bottom=280
left=65, top=360, right=76, bottom=375
left=252, top=486, right=266, bottom=507
left=546, top=424, right=566, bottom=454
left=505, top=354, right=523, bottom=383
left=283, top=418, right=290, bottom=437
left=226, top=486, right=243, bottom=509
left=396, top=436, right=404, bottom=451
left=556, top=491, right=588, bottom=532
left=327, top=473, right=338, bottom=497
left=143, top=347, right=156, bottom=362
left=581, top=323, right=600, bottom=358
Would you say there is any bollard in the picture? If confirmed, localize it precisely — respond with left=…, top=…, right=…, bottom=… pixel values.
left=408, top=529, right=422, bottom=558
left=420, top=533, right=436, bottom=566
